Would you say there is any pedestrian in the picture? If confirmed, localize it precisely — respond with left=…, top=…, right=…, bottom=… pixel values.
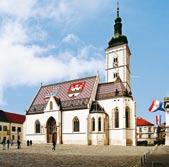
left=2, top=137, right=6, bottom=150
left=30, top=140, right=32, bottom=146
left=17, top=139, right=21, bottom=149
left=7, top=139, right=10, bottom=149
left=11, top=140, right=13, bottom=146
left=52, top=140, right=56, bottom=150
left=27, top=140, right=29, bottom=146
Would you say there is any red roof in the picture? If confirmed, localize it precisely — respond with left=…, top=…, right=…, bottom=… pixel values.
left=136, top=117, right=154, bottom=126
left=4, top=111, right=25, bottom=124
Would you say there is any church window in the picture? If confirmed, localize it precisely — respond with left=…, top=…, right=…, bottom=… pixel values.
left=92, top=117, right=95, bottom=131
left=35, top=120, right=41, bottom=133
left=73, top=117, right=79, bottom=132
left=114, top=73, right=118, bottom=78
left=50, top=101, right=53, bottom=110
left=113, top=57, right=118, bottom=67
left=125, top=107, right=130, bottom=128
left=98, top=117, right=102, bottom=131
left=115, top=108, right=119, bottom=128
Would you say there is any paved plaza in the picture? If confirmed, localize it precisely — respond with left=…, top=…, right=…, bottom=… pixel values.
left=0, top=144, right=155, bottom=167
left=145, top=146, right=169, bottom=167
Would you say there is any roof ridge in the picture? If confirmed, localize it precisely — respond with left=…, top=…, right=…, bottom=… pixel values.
left=3, top=111, right=25, bottom=116
left=42, top=75, right=97, bottom=88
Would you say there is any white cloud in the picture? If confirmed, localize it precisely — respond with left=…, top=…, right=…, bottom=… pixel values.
left=0, top=22, right=104, bottom=104
left=0, top=0, right=36, bottom=20
left=0, top=0, right=107, bottom=105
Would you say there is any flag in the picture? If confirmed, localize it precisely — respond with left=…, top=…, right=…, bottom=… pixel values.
left=148, top=100, right=164, bottom=112
left=156, top=115, right=161, bottom=126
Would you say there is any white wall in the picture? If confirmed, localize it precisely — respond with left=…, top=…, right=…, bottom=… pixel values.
left=62, top=109, right=89, bottom=145
left=106, top=44, right=131, bottom=91
left=98, top=97, right=136, bottom=146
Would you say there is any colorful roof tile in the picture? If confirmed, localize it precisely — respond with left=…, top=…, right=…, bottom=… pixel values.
left=27, top=76, right=97, bottom=114
left=96, top=77, right=129, bottom=100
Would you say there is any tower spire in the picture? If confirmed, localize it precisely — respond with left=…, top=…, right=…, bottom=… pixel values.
left=107, top=2, right=128, bottom=48
left=117, top=1, right=119, bottom=18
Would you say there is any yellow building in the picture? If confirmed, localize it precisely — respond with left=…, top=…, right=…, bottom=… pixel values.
left=0, top=110, right=25, bottom=143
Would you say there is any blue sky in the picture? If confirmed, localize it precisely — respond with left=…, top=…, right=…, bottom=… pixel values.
left=0, top=0, right=168, bottom=124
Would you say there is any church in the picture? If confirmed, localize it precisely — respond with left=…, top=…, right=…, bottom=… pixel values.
left=24, top=7, right=136, bottom=146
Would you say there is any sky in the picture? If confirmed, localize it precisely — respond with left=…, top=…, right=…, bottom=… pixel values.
left=0, top=0, right=168, bottom=124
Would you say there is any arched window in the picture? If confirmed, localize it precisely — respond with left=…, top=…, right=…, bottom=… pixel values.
left=35, top=120, right=40, bottom=133
left=50, top=101, right=53, bottom=110
left=92, top=117, right=95, bottom=131
left=115, top=108, right=119, bottom=128
left=98, top=117, right=101, bottom=131
left=73, top=117, right=79, bottom=132
left=126, top=107, right=130, bottom=128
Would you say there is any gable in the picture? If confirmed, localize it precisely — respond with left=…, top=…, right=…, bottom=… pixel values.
left=44, top=96, right=60, bottom=111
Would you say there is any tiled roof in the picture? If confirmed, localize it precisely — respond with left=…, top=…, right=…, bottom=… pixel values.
left=96, top=77, right=129, bottom=100
left=0, top=110, right=25, bottom=124
left=27, top=76, right=97, bottom=114
left=136, top=117, right=154, bottom=126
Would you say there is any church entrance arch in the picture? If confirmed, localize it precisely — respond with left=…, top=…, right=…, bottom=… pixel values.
left=46, top=117, right=56, bottom=143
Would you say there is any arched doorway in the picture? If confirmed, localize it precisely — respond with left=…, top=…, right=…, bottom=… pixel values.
left=46, top=117, right=56, bottom=143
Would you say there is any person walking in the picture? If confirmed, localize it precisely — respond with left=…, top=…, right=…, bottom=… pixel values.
left=2, top=137, right=6, bottom=150
left=7, top=139, right=10, bottom=149
left=52, top=133, right=57, bottom=151
left=17, top=139, right=21, bottom=149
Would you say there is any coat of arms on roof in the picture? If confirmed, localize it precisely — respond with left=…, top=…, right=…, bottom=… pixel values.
left=68, top=81, right=85, bottom=97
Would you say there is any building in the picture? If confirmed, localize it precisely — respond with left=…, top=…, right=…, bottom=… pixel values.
left=0, top=110, right=25, bottom=143
left=24, top=6, right=136, bottom=146
left=164, top=97, right=169, bottom=145
left=136, top=117, right=156, bottom=145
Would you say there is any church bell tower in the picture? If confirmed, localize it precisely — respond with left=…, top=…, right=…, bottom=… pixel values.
left=105, top=3, right=131, bottom=92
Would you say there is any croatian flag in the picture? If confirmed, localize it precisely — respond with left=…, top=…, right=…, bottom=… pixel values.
left=156, top=115, right=161, bottom=126
left=148, top=100, right=164, bottom=112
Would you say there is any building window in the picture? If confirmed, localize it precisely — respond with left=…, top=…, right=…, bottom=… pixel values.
left=92, top=117, right=95, bottom=131
left=125, top=107, right=130, bottom=128
left=50, top=101, right=53, bottom=110
left=3, top=126, right=7, bottom=131
left=115, top=108, right=119, bottom=128
left=17, top=127, right=21, bottom=132
left=12, top=126, right=16, bottom=132
left=35, top=120, right=41, bottom=133
left=113, top=57, right=118, bottom=67
left=113, top=73, right=118, bottom=78
left=148, top=134, right=151, bottom=138
left=98, top=117, right=101, bottom=131
left=148, top=127, right=151, bottom=132
left=73, top=117, right=79, bottom=132
left=139, top=134, right=142, bottom=138
left=12, top=135, right=15, bottom=140
left=139, top=127, right=142, bottom=132
left=0, top=125, right=2, bottom=131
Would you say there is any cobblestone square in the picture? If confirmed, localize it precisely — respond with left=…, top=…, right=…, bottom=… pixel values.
left=0, top=144, right=153, bottom=167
